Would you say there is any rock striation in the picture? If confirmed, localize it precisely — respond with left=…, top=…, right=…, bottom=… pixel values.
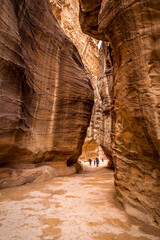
left=79, top=0, right=160, bottom=227
left=80, top=43, right=113, bottom=162
left=49, top=0, right=112, bottom=162
left=79, top=71, right=105, bottom=161
left=98, top=41, right=113, bottom=163
left=0, top=0, right=94, bottom=187
left=50, top=0, right=99, bottom=76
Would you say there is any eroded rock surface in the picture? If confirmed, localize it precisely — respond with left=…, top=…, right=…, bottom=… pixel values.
left=80, top=51, right=113, bottom=163
left=98, top=41, right=113, bottom=163
left=50, top=0, right=99, bottom=76
left=80, top=70, right=104, bottom=161
left=79, top=0, right=160, bottom=227
left=79, top=0, right=104, bottom=40
left=49, top=0, right=113, bottom=161
left=0, top=0, right=94, bottom=187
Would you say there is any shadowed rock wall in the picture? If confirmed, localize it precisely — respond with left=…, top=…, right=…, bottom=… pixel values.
left=81, top=41, right=113, bottom=163
left=50, top=0, right=104, bottom=161
left=49, top=0, right=113, bottom=162
left=79, top=0, right=160, bottom=227
left=0, top=0, right=94, bottom=186
left=98, top=41, right=113, bottom=163
left=79, top=71, right=105, bottom=161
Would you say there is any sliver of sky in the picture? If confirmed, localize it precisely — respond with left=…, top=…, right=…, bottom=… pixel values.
left=98, top=40, right=102, bottom=50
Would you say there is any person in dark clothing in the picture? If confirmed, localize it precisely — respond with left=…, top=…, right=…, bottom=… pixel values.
left=102, top=158, right=104, bottom=162
left=94, top=160, right=95, bottom=166
left=88, top=159, right=92, bottom=166
left=111, top=161, right=115, bottom=171
left=96, top=157, right=99, bottom=167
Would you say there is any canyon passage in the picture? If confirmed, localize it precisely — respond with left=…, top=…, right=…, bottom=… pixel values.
left=0, top=0, right=160, bottom=239
left=0, top=164, right=160, bottom=240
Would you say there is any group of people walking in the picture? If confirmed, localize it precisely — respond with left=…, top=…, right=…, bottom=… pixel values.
left=88, top=157, right=104, bottom=167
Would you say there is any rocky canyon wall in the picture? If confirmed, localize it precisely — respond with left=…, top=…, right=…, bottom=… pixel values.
left=80, top=41, right=113, bottom=162
left=50, top=0, right=99, bottom=76
left=98, top=41, right=113, bottom=163
left=79, top=70, right=105, bottom=161
left=79, top=0, right=160, bottom=227
left=49, top=0, right=112, bottom=161
left=0, top=0, right=94, bottom=187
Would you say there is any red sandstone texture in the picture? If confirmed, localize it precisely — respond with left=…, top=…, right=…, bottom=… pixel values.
left=79, top=0, right=160, bottom=227
left=0, top=0, right=93, bottom=187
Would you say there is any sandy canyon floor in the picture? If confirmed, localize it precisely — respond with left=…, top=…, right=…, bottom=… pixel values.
left=0, top=162, right=160, bottom=240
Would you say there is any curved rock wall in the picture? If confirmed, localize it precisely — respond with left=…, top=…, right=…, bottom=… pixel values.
left=79, top=0, right=160, bottom=227
left=0, top=0, right=94, bottom=186
left=81, top=41, right=113, bottom=162
left=50, top=0, right=99, bottom=76
left=79, top=71, right=105, bottom=161
left=98, top=41, right=113, bottom=162
left=49, top=0, right=112, bottom=161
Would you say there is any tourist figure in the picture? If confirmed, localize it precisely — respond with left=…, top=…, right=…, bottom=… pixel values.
left=94, top=160, right=95, bottom=166
left=111, top=161, right=115, bottom=171
left=96, top=157, right=99, bottom=167
left=88, top=159, right=92, bottom=166
left=102, top=158, right=104, bottom=162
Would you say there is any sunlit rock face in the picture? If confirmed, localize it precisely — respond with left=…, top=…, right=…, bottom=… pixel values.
left=80, top=42, right=113, bottom=162
left=50, top=0, right=99, bottom=76
left=79, top=72, right=105, bottom=161
left=0, top=0, right=94, bottom=186
left=79, top=0, right=160, bottom=227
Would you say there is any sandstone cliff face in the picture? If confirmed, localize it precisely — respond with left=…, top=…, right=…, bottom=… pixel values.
left=50, top=0, right=99, bottom=76
left=80, top=42, right=113, bottom=162
left=98, top=41, right=113, bottom=162
left=0, top=0, right=94, bottom=187
left=50, top=0, right=111, bottom=161
left=79, top=72, right=104, bottom=161
left=79, top=0, right=160, bottom=227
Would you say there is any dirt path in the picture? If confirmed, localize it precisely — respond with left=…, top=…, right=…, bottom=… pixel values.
left=0, top=166, right=159, bottom=240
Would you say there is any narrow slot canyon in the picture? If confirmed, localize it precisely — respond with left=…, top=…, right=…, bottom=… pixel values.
left=0, top=0, right=160, bottom=239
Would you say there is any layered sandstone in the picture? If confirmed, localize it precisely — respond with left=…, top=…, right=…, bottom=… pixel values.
left=79, top=0, right=160, bottom=227
left=98, top=41, right=113, bottom=163
left=0, top=0, right=94, bottom=187
left=50, top=0, right=99, bottom=76
left=79, top=72, right=104, bottom=161
left=49, top=0, right=111, bottom=161
left=80, top=44, right=113, bottom=162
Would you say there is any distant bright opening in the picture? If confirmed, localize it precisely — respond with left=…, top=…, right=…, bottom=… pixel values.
left=98, top=40, right=102, bottom=50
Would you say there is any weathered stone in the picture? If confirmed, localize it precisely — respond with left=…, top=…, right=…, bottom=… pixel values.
left=79, top=0, right=105, bottom=40
left=79, top=69, right=105, bottom=161
left=0, top=166, right=55, bottom=188
left=79, top=0, right=160, bottom=227
left=0, top=0, right=94, bottom=186
left=49, top=1, right=113, bottom=162
left=0, top=163, right=79, bottom=188
left=79, top=42, right=113, bottom=163
left=98, top=41, right=113, bottom=163
left=50, top=0, right=99, bottom=76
